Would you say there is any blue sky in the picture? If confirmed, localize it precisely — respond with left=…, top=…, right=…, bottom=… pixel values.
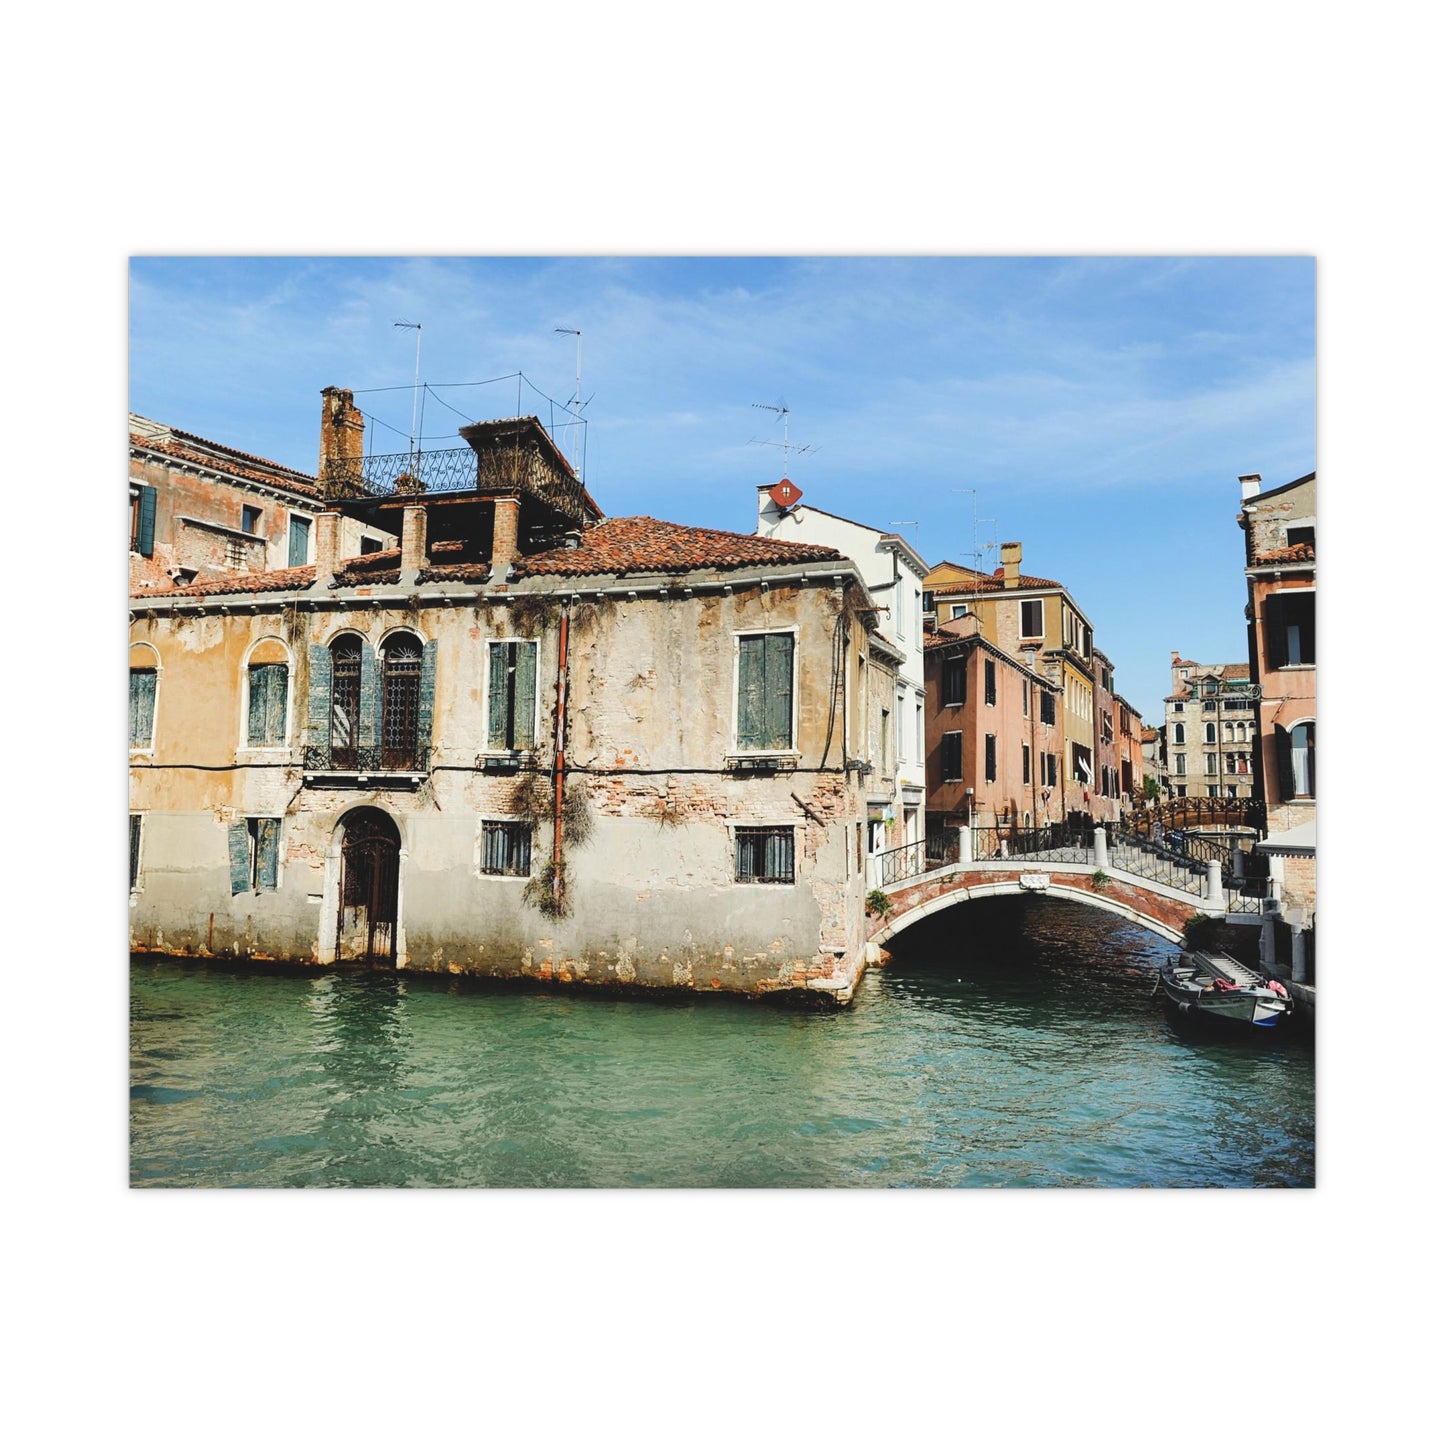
left=129, top=255, right=1315, bottom=717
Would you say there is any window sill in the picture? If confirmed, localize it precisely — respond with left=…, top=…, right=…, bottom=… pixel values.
left=726, top=753, right=799, bottom=773
left=303, top=770, right=427, bottom=790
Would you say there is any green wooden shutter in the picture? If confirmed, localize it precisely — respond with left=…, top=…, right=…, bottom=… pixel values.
left=256, top=819, right=280, bottom=891
left=227, top=822, right=251, bottom=894
left=130, top=670, right=156, bottom=747
left=488, top=643, right=508, bottom=748
left=737, top=635, right=764, bottom=748
left=515, top=641, right=537, bottom=748
left=763, top=634, right=793, bottom=748
left=306, top=645, right=331, bottom=762
left=247, top=666, right=268, bottom=745
left=135, top=485, right=157, bottom=557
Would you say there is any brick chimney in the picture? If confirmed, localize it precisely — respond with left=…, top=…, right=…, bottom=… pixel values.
left=319, top=387, right=365, bottom=497
left=492, top=496, right=521, bottom=581
left=400, top=504, right=428, bottom=579
left=313, top=511, right=342, bottom=587
left=1000, top=541, right=1022, bottom=589
left=1239, top=473, right=1262, bottom=501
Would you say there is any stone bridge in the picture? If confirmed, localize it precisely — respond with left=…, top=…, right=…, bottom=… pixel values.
left=867, top=827, right=1275, bottom=951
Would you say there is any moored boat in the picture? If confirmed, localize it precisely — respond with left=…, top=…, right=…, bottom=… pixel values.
left=1155, top=950, right=1291, bottom=1030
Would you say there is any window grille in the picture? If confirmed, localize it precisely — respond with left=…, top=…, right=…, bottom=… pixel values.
left=381, top=635, right=423, bottom=770
left=734, top=826, right=794, bottom=884
left=480, top=821, right=532, bottom=876
left=330, top=638, right=362, bottom=769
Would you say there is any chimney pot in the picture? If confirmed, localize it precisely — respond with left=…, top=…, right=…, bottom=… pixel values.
left=1000, top=540, right=1022, bottom=589
left=1239, top=473, right=1262, bottom=501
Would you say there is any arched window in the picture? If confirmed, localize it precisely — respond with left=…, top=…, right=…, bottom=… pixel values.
left=1204, top=722, right=1216, bottom=744
left=381, top=633, right=423, bottom=770
left=1174, top=723, right=1185, bottom=745
left=330, top=636, right=363, bottom=770
left=245, top=639, right=291, bottom=748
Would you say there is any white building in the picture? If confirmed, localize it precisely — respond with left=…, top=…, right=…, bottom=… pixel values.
left=756, top=488, right=929, bottom=873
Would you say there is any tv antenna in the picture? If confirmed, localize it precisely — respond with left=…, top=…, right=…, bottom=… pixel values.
left=952, top=488, right=999, bottom=573
left=554, top=327, right=588, bottom=474
left=393, top=321, right=422, bottom=464
left=750, top=401, right=816, bottom=477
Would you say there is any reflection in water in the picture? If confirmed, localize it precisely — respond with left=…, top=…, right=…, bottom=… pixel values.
left=131, top=899, right=1313, bottom=1188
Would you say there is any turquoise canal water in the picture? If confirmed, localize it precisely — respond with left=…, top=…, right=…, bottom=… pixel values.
left=130, top=898, right=1314, bottom=1188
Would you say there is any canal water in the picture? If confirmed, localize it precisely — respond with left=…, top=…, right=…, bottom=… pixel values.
left=130, top=897, right=1314, bottom=1188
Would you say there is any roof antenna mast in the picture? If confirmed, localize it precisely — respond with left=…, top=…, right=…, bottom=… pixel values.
left=554, top=327, right=585, bottom=477
left=750, top=401, right=816, bottom=481
left=394, top=320, right=422, bottom=467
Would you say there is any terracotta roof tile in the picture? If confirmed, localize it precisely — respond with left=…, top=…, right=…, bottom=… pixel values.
left=131, top=431, right=320, bottom=497
left=931, top=565, right=1063, bottom=595
left=141, top=564, right=318, bottom=598
left=512, top=517, right=843, bottom=577
left=1254, top=541, right=1315, bottom=565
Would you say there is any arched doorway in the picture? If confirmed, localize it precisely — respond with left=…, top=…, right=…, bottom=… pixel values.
left=336, top=808, right=401, bottom=965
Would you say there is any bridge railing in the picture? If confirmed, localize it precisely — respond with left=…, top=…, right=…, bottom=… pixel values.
left=875, top=836, right=957, bottom=887
left=972, top=821, right=1093, bottom=865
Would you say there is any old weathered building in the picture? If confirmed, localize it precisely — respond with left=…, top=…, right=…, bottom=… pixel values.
left=924, top=542, right=1100, bottom=822
left=129, top=392, right=896, bottom=1002
left=1162, top=652, right=1257, bottom=800
left=755, top=493, right=929, bottom=866
left=922, top=614, right=1063, bottom=834
left=129, top=413, right=394, bottom=593
left=1239, top=470, right=1316, bottom=919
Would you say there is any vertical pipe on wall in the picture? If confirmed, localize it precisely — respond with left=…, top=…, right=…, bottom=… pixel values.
left=552, top=606, right=571, bottom=904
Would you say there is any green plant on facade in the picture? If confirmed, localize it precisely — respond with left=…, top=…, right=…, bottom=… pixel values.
left=1090, top=868, right=1110, bottom=891
left=865, top=889, right=893, bottom=919
left=523, top=860, right=571, bottom=919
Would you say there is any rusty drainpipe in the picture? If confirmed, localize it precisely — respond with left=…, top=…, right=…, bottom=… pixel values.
left=552, top=605, right=571, bottom=903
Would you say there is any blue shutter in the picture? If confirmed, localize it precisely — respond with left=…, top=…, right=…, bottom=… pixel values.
left=306, top=645, right=331, bottom=765
left=417, top=639, right=438, bottom=757
left=135, top=485, right=157, bottom=557
left=227, top=823, right=251, bottom=894
left=129, top=670, right=156, bottom=747
left=256, top=819, right=280, bottom=891
left=359, top=639, right=380, bottom=755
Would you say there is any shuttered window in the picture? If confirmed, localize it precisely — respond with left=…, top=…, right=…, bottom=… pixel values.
left=1020, top=599, right=1043, bottom=638
left=228, top=817, right=280, bottom=894
left=734, top=826, right=794, bottom=884
left=984, top=659, right=996, bottom=706
left=488, top=641, right=537, bottom=750
left=736, top=632, right=794, bottom=750
left=129, top=669, right=157, bottom=748
left=985, top=733, right=997, bottom=783
left=480, top=821, right=532, bottom=876
left=247, top=663, right=289, bottom=747
left=131, top=485, right=157, bottom=556
left=943, top=656, right=965, bottom=707
left=942, top=731, right=963, bottom=782
left=288, top=515, right=312, bottom=567
left=1041, top=692, right=1056, bottom=726
left=129, top=815, right=142, bottom=891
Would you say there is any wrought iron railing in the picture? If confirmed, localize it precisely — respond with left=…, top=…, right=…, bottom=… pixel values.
left=972, top=821, right=1094, bottom=864
left=876, top=834, right=958, bottom=887
left=303, top=743, right=431, bottom=773
left=323, top=449, right=482, bottom=498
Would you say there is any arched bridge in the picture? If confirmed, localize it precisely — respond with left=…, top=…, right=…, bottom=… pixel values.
left=868, top=823, right=1274, bottom=948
